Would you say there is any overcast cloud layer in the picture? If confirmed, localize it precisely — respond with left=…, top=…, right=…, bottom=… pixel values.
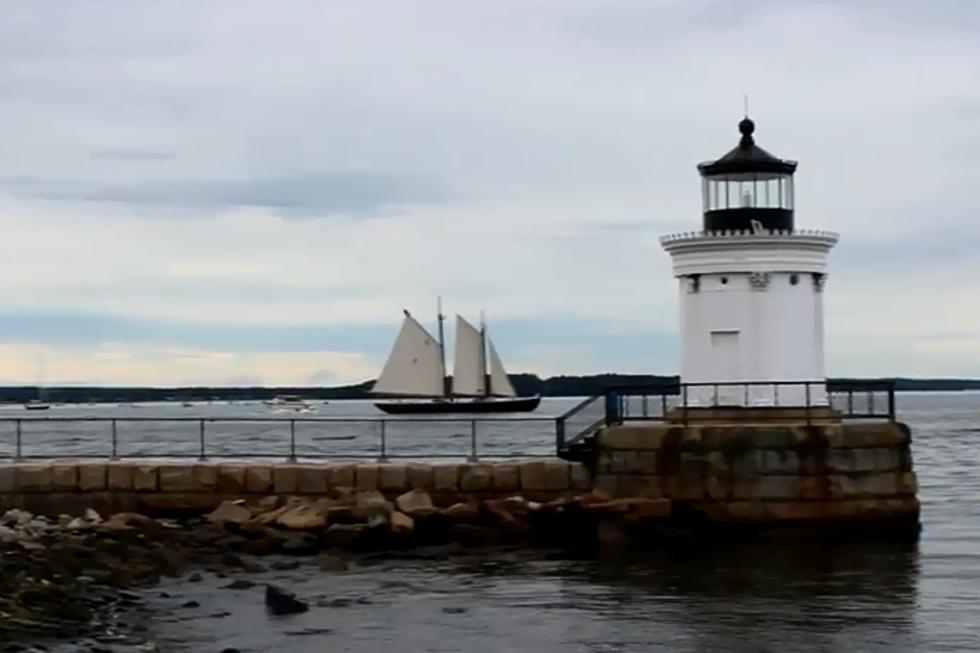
left=0, top=0, right=977, bottom=386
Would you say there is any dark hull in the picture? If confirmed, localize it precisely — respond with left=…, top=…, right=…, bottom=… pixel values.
left=374, top=395, right=542, bottom=415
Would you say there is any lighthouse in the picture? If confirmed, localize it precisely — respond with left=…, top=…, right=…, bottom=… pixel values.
left=660, top=117, right=839, bottom=408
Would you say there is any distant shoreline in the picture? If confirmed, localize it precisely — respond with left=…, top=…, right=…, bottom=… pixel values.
left=1, top=374, right=978, bottom=405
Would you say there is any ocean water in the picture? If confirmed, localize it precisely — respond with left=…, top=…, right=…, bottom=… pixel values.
left=14, top=392, right=980, bottom=652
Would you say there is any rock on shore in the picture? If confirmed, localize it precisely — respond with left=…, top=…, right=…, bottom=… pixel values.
left=0, top=489, right=670, bottom=644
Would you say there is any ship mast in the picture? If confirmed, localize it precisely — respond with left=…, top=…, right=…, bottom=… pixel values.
left=479, top=311, right=490, bottom=398
left=436, top=296, right=449, bottom=397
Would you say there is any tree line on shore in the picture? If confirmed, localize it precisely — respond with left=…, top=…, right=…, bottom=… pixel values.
left=0, top=373, right=976, bottom=405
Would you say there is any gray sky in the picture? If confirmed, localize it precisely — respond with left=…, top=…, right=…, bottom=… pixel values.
left=0, top=0, right=976, bottom=385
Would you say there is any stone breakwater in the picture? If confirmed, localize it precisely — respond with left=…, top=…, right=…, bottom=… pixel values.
left=593, top=420, right=920, bottom=538
left=0, top=488, right=669, bottom=644
left=0, top=458, right=592, bottom=515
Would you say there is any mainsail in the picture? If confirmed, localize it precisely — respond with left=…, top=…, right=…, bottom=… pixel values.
left=487, top=339, right=517, bottom=397
left=371, top=311, right=445, bottom=397
left=452, top=315, right=486, bottom=396
left=451, top=313, right=518, bottom=398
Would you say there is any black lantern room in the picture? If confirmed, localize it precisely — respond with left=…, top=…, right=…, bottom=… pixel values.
left=697, top=117, right=797, bottom=233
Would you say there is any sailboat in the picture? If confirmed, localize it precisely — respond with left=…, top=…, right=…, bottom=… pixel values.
left=25, top=355, right=50, bottom=411
left=372, top=303, right=541, bottom=415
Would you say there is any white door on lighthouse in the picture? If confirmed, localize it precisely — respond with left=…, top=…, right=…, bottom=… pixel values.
left=710, top=330, right=742, bottom=406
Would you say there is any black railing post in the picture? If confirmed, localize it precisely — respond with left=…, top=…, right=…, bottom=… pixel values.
left=660, top=394, right=667, bottom=417
left=604, top=389, right=620, bottom=426
left=198, top=420, right=207, bottom=461
left=641, top=394, right=649, bottom=418
left=887, top=384, right=896, bottom=421
left=555, top=417, right=565, bottom=452
left=773, top=383, right=780, bottom=406
left=14, top=419, right=22, bottom=461
left=847, top=391, right=854, bottom=416
left=805, top=382, right=812, bottom=425
left=713, top=384, right=719, bottom=407
left=288, top=420, right=297, bottom=462
left=110, top=419, right=119, bottom=460
left=682, top=384, right=689, bottom=426
left=867, top=390, right=874, bottom=416
left=468, top=420, right=478, bottom=462
left=743, top=383, right=749, bottom=406
left=378, top=420, right=388, bottom=462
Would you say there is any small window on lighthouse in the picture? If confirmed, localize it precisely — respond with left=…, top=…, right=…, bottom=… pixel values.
left=790, top=274, right=799, bottom=285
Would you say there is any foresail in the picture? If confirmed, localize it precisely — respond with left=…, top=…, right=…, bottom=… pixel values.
left=487, top=339, right=517, bottom=397
left=452, top=315, right=486, bottom=396
left=371, top=314, right=444, bottom=397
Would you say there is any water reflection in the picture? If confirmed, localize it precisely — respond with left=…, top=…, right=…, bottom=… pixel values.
left=447, top=543, right=921, bottom=652
left=135, top=544, right=923, bottom=653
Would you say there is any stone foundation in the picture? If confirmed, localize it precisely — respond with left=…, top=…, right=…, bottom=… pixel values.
left=593, top=420, right=919, bottom=540
left=0, top=459, right=592, bottom=516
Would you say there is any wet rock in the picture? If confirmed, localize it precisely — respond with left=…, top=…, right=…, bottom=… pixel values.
left=286, top=627, right=335, bottom=636
left=450, top=523, right=503, bottom=548
left=390, top=542, right=464, bottom=560
left=224, top=579, right=257, bottom=590
left=270, top=559, right=301, bottom=571
left=280, top=532, right=320, bottom=556
left=317, top=553, right=349, bottom=572
left=322, top=523, right=364, bottom=549
left=241, top=532, right=285, bottom=556
left=264, top=584, right=309, bottom=616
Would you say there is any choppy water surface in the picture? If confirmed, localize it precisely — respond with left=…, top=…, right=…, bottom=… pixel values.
left=19, top=393, right=980, bottom=651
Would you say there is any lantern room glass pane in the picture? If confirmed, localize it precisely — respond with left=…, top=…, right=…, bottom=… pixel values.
left=703, top=173, right=794, bottom=211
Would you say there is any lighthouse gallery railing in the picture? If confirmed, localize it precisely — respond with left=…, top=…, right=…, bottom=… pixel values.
left=555, top=379, right=897, bottom=453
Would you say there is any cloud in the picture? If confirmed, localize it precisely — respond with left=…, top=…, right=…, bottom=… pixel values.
left=0, top=172, right=451, bottom=217
left=89, top=149, right=175, bottom=162
left=0, top=0, right=977, bottom=384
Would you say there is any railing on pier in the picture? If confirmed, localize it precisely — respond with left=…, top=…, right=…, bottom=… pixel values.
left=0, top=416, right=558, bottom=463
left=554, top=379, right=897, bottom=455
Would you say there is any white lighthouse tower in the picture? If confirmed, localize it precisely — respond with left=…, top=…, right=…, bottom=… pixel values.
left=660, top=117, right=839, bottom=408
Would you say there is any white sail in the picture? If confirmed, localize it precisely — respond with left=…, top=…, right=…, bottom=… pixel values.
left=452, top=315, right=486, bottom=396
left=487, top=339, right=517, bottom=397
left=371, top=312, right=445, bottom=397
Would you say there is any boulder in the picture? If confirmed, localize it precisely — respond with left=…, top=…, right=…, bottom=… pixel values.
left=207, top=501, right=251, bottom=525
left=353, top=490, right=392, bottom=519
left=99, top=513, right=158, bottom=532
left=442, top=502, right=480, bottom=521
left=395, top=488, right=433, bottom=515
left=584, top=497, right=671, bottom=519
left=390, top=511, right=414, bottom=535
left=275, top=504, right=326, bottom=530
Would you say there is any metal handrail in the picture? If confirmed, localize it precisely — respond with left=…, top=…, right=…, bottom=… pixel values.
left=0, top=416, right=558, bottom=463
left=599, top=379, right=897, bottom=426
